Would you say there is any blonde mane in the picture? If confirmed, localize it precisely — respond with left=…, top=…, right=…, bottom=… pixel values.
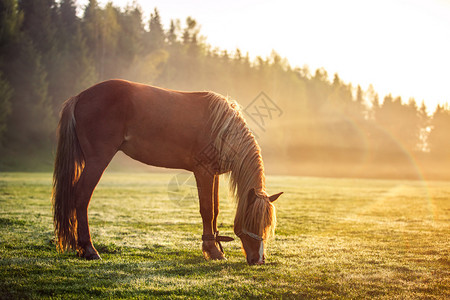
left=207, top=93, right=276, bottom=240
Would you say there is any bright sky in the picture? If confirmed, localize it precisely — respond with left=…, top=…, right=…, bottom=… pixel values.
left=78, top=0, right=450, bottom=111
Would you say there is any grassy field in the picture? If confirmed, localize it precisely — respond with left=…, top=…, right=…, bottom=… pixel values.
left=0, top=172, right=449, bottom=299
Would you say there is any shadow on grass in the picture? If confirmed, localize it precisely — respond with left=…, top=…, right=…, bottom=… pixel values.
left=1, top=238, right=256, bottom=298
left=95, top=242, right=250, bottom=271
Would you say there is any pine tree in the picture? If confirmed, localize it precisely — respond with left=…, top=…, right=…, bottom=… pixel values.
left=0, top=0, right=23, bottom=143
left=54, top=1, right=98, bottom=103
left=404, top=98, right=421, bottom=151
left=83, top=0, right=102, bottom=77
left=118, top=4, right=144, bottom=60
left=417, top=101, right=429, bottom=152
left=374, top=95, right=422, bottom=153
left=7, top=37, right=54, bottom=145
left=100, top=3, right=120, bottom=78
left=59, top=0, right=78, bottom=36
left=355, top=85, right=365, bottom=112
left=18, top=0, right=62, bottom=119
left=0, top=72, right=12, bottom=142
left=51, top=0, right=83, bottom=106
left=182, top=17, right=200, bottom=56
left=18, top=0, right=57, bottom=55
left=159, top=19, right=182, bottom=86
left=366, top=84, right=379, bottom=120
left=147, top=8, right=164, bottom=52
left=429, top=104, right=450, bottom=156
left=166, top=19, right=179, bottom=46
left=0, top=0, right=23, bottom=51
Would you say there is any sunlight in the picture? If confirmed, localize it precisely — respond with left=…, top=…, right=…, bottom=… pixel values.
left=2, top=1, right=450, bottom=297
left=79, top=0, right=450, bottom=110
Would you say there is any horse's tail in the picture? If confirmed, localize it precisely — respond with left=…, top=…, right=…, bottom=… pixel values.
left=52, top=96, right=84, bottom=252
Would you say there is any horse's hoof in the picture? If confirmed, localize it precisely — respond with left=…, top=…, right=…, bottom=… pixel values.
left=202, top=249, right=226, bottom=260
left=202, top=241, right=226, bottom=260
left=77, top=246, right=101, bottom=260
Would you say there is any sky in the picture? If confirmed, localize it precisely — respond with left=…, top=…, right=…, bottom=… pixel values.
left=78, top=0, right=450, bottom=112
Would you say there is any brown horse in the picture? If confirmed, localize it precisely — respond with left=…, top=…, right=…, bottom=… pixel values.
left=52, top=79, right=282, bottom=265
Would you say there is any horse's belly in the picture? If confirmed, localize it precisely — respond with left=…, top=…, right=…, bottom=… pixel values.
left=119, top=134, right=196, bottom=171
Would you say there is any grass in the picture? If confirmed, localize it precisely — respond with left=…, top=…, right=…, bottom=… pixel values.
left=0, top=172, right=449, bottom=299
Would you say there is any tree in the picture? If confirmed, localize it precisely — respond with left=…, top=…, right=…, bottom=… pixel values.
left=352, top=85, right=366, bottom=118
left=146, top=8, right=164, bottom=52
left=182, top=16, right=200, bottom=56
left=366, top=84, right=379, bottom=120
left=18, top=0, right=57, bottom=55
left=59, top=0, right=78, bottom=38
left=0, top=72, right=12, bottom=142
left=118, top=3, right=144, bottom=59
left=57, top=0, right=81, bottom=45
left=7, top=37, right=54, bottom=144
left=0, top=0, right=23, bottom=142
left=405, top=98, right=421, bottom=151
left=53, top=13, right=98, bottom=104
left=0, top=3, right=443, bottom=177
left=306, top=68, right=330, bottom=112
left=428, top=104, right=450, bottom=156
left=166, top=19, right=180, bottom=46
left=0, top=0, right=23, bottom=52
left=417, top=101, right=429, bottom=152
left=83, top=0, right=103, bottom=77
left=100, top=3, right=121, bottom=78
left=374, top=95, right=421, bottom=153
left=49, top=0, right=96, bottom=107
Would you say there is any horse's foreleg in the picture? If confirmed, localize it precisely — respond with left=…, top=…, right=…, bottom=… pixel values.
left=194, top=171, right=225, bottom=260
left=75, top=160, right=108, bottom=260
left=212, top=175, right=219, bottom=235
left=212, top=175, right=228, bottom=254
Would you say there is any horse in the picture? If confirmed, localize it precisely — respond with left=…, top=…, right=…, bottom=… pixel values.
left=52, top=79, right=282, bottom=265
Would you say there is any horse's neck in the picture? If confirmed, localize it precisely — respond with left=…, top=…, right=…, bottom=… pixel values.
left=254, top=172, right=266, bottom=197
left=247, top=138, right=266, bottom=193
left=250, top=159, right=266, bottom=194
left=232, top=135, right=266, bottom=197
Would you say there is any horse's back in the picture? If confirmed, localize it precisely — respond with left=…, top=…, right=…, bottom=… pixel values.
left=74, top=80, right=213, bottom=170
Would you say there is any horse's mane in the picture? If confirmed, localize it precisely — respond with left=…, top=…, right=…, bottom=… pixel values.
left=207, top=92, right=276, bottom=240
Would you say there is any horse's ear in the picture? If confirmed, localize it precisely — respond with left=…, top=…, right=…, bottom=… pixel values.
left=269, top=192, right=283, bottom=202
left=248, top=188, right=257, bottom=205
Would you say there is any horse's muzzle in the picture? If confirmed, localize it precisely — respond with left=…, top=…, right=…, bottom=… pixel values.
left=247, top=255, right=265, bottom=265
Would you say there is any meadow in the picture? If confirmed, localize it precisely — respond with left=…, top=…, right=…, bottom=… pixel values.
left=0, top=172, right=449, bottom=299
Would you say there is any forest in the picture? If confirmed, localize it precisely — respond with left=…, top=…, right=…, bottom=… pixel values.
left=1, top=0, right=449, bottom=179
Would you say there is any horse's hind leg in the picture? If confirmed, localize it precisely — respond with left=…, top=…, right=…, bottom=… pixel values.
left=75, top=157, right=112, bottom=260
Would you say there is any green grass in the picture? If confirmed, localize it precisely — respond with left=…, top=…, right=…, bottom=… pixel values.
left=0, top=172, right=449, bottom=299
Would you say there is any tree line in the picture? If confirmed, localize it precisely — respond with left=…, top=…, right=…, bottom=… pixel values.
left=1, top=0, right=449, bottom=178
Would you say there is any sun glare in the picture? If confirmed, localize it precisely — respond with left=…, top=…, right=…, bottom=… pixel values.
left=81, top=0, right=450, bottom=109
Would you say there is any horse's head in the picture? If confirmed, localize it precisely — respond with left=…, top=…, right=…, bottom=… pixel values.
left=235, top=188, right=282, bottom=265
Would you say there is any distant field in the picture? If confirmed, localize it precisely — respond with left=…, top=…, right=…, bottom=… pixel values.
left=0, top=172, right=449, bottom=299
